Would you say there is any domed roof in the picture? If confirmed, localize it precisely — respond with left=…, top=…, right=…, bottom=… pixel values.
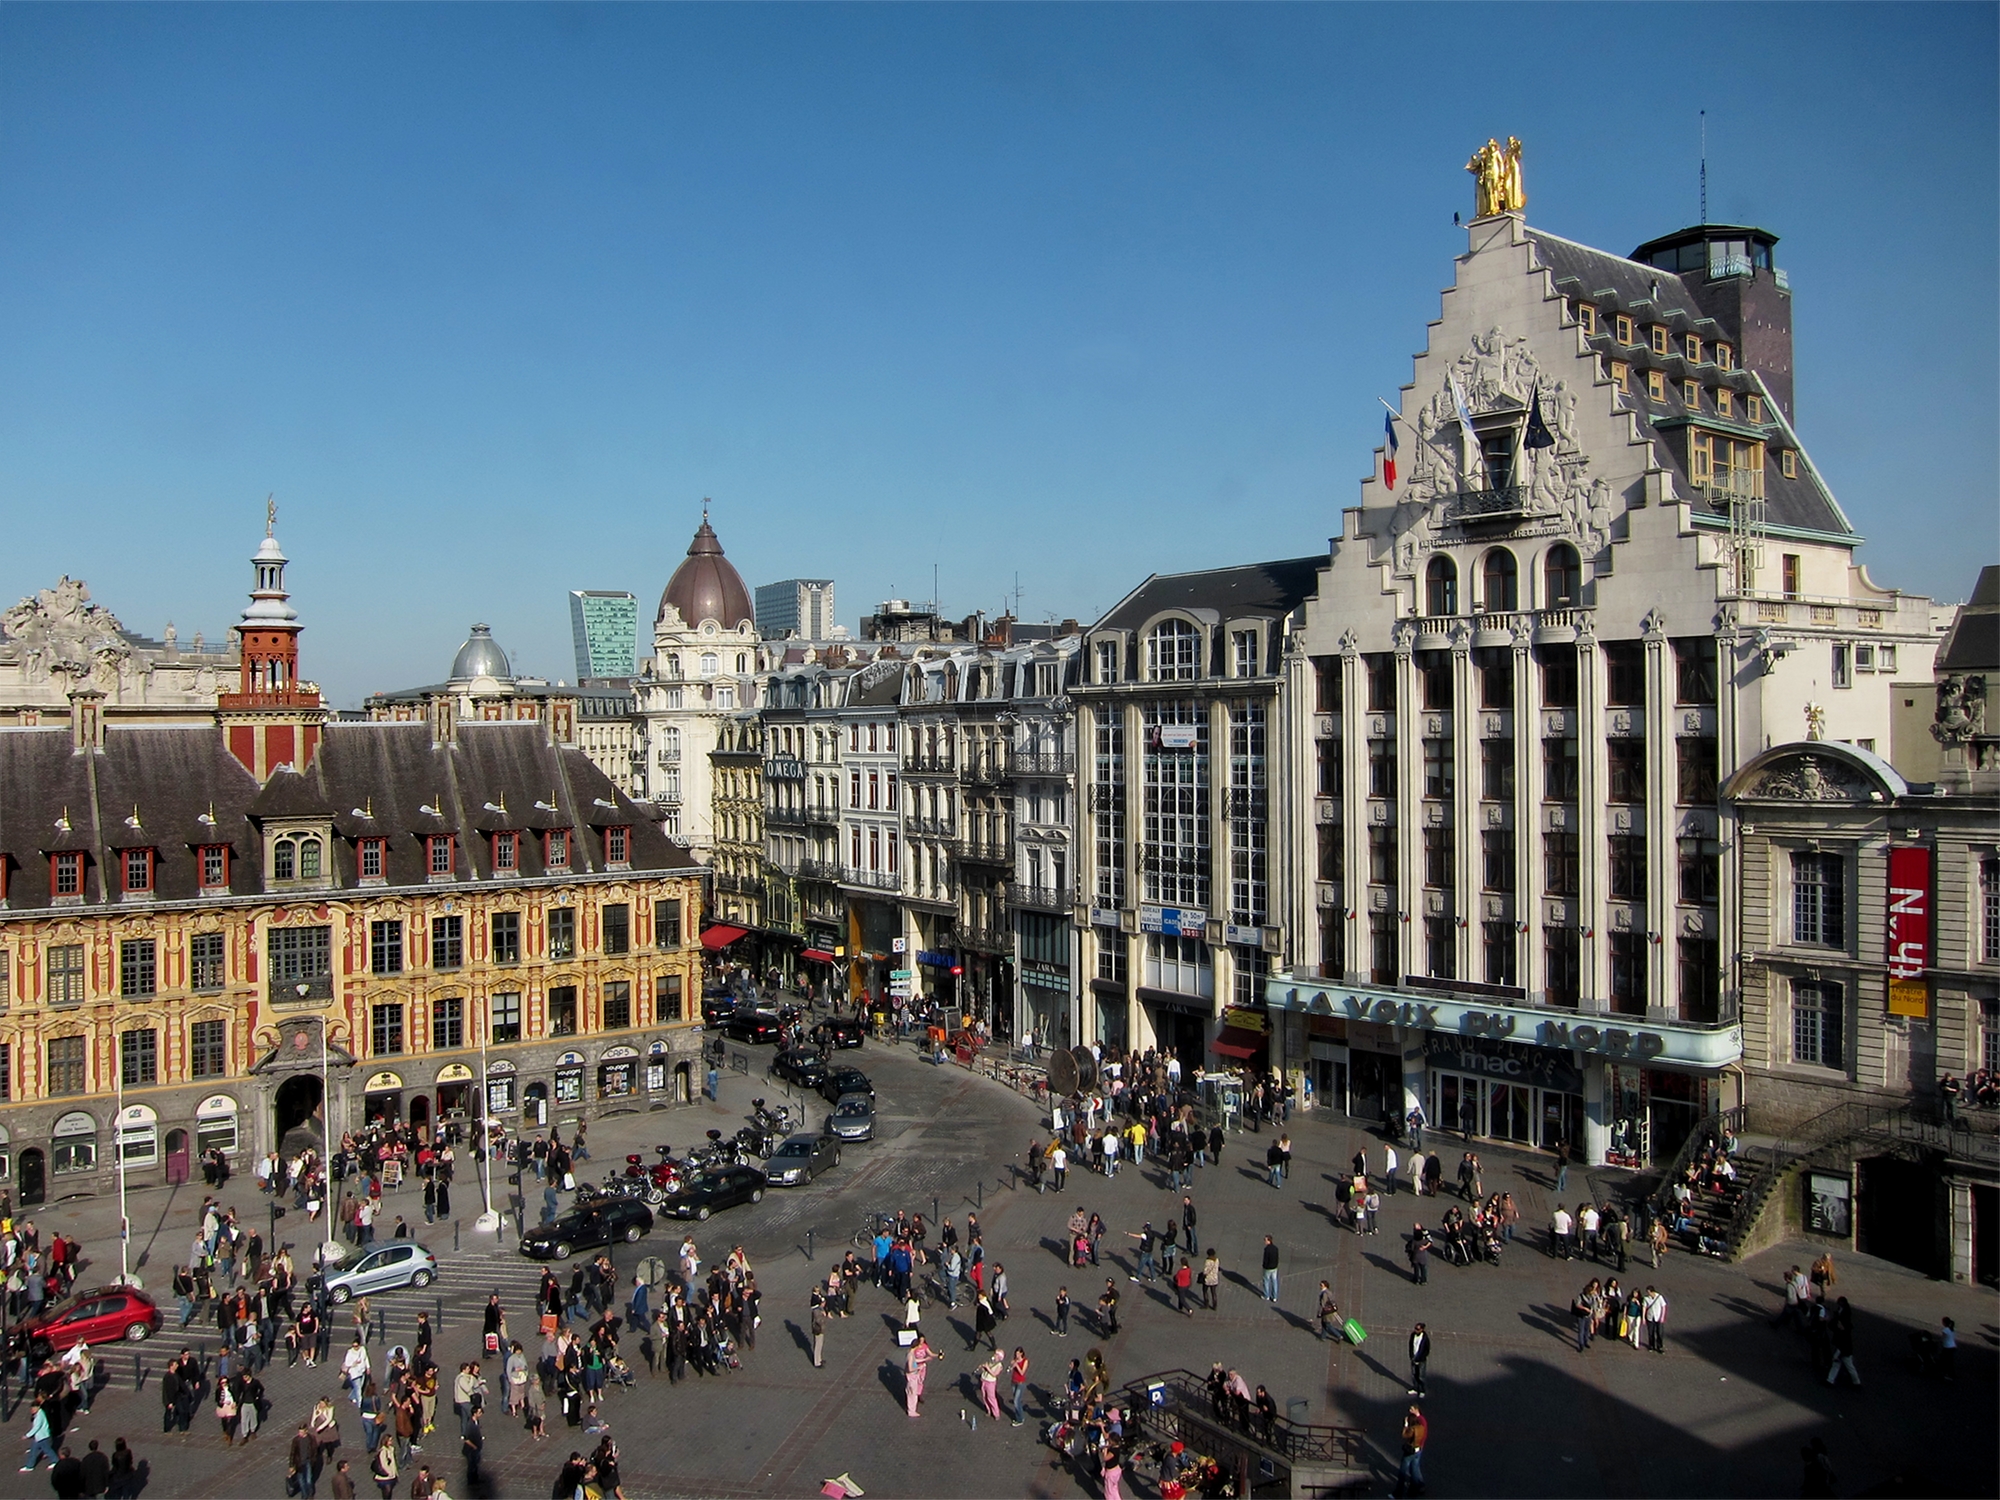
left=657, top=517, right=753, bottom=631
left=449, top=623, right=512, bottom=683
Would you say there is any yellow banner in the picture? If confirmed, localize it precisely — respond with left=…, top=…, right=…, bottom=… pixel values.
left=1887, top=979, right=1928, bottom=1019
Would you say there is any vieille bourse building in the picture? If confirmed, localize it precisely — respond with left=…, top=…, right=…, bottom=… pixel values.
left=0, top=523, right=705, bottom=1205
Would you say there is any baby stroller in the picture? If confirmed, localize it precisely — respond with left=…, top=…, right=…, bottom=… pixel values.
left=713, top=1332, right=742, bottom=1371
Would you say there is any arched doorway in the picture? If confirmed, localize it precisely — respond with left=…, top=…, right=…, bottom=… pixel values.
left=18, top=1148, right=45, bottom=1206
left=674, top=1062, right=693, bottom=1105
left=165, top=1129, right=191, bottom=1186
left=275, top=1074, right=325, bottom=1157
left=523, top=1082, right=549, bottom=1129
left=410, top=1095, right=432, bottom=1132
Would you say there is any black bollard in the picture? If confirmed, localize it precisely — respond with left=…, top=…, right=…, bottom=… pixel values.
left=807, top=1228, right=814, bottom=1261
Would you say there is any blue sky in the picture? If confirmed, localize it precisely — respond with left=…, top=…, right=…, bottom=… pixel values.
left=2, top=4, right=1993, bottom=708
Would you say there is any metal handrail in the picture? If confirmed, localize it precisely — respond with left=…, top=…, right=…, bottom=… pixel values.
left=1117, top=1369, right=1365, bottom=1469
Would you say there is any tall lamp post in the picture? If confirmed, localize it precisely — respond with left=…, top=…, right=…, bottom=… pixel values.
left=473, top=1020, right=499, bottom=1234
left=311, top=1000, right=345, bottom=1268
left=113, top=1062, right=133, bottom=1287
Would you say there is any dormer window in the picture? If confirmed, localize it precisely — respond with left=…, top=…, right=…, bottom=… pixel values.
left=606, top=825, right=630, bottom=866
left=1096, top=639, right=1121, bottom=684
left=1684, top=335, right=1702, bottom=363
left=1649, top=326, right=1669, bottom=356
left=1232, top=629, right=1261, bottom=678
left=200, top=844, right=229, bottom=891
left=1575, top=302, right=1598, bottom=334
left=1780, top=450, right=1797, bottom=479
left=427, top=835, right=454, bottom=878
left=1746, top=395, right=1763, bottom=424
left=1715, top=344, right=1733, bottom=371
left=1614, top=315, right=1636, bottom=345
left=1715, top=388, right=1734, bottom=418
left=358, top=838, right=384, bottom=880
left=121, top=848, right=154, bottom=894
left=1145, top=620, right=1200, bottom=682
left=493, top=831, right=519, bottom=872
left=51, top=852, right=82, bottom=898
left=545, top=829, right=571, bottom=871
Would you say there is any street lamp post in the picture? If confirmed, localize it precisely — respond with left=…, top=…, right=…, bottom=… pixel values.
left=474, top=1021, right=499, bottom=1234
left=312, top=1001, right=344, bottom=1269
left=113, top=1065, right=133, bottom=1288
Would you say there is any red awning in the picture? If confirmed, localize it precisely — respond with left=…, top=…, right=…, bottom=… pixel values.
left=800, top=948, right=836, bottom=963
left=1209, top=1026, right=1265, bottom=1060
left=700, top=924, right=750, bottom=951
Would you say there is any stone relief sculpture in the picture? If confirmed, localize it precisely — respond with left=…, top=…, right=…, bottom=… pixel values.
left=1750, top=754, right=1868, bottom=802
left=1931, top=675, right=1987, bottom=745
left=0, top=577, right=134, bottom=687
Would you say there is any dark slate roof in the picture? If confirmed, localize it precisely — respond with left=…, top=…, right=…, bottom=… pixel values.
left=1095, top=557, right=1324, bottom=632
left=0, top=720, right=695, bottom=913
left=1936, top=566, right=2000, bottom=672
left=1525, top=228, right=1854, bottom=541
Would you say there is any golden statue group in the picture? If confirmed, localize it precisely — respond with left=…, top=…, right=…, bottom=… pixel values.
left=1466, top=136, right=1526, bottom=218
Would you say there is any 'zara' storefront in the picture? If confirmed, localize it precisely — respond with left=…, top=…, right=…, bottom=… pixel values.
left=1267, top=979, right=1742, bottom=1167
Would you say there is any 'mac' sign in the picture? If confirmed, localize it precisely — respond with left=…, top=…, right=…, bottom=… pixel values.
left=1886, top=845, right=1931, bottom=1018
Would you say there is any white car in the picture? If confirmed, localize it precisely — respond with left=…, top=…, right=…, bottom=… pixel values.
left=321, top=1242, right=438, bottom=1303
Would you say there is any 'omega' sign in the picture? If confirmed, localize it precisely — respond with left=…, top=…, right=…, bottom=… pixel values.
left=1339, top=994, right=1667, bottom=1060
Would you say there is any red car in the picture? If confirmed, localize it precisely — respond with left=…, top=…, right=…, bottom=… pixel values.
left=14, top=1286, right=161, bottom=1356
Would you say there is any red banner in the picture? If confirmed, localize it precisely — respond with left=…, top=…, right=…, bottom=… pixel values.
left=1886, top=845, right=1931, bottom=1017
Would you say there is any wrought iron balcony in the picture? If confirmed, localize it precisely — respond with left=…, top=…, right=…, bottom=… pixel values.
left=1442, top=484, right=1531, bottom=525
left=953, top=836, right=1012, bottom=865
left=1011, top=751, right=1076, bottom=778
left=962, top=753, right=1012, bottom=786
left=797, top=859, right=844, bottom=883
left=841, top=868, right=901, bottom=893
left=766, top=805, right=807, bottom=828
left=1011, top=883, right=1073, bottom=913
left=904, top=753, right=957, bottom=775
left=904, top=814, right=956, bottom=838
left=272, top=974, right=335, bottom=1005
left=954, top=922, right=1012, bottom=954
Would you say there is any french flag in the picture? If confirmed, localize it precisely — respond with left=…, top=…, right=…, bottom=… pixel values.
left=1383, top=409, right=1399, bottom=490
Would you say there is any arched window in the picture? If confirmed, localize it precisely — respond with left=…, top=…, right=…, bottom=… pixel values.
left=1544, top=544, right=1583, bottom=608
left=700, top=653, right=718, bottom=677
left=1425, top=557, right=1459, bottom=617
left=273, top=837, right=296, bottom=881
left=298, top=838, right=323, bottom=880
left=1146, top=619, right=1201, bottom=681
left=735, top=653, right=748, bottom=673
left=1482, top=549, right=1518, bottom=613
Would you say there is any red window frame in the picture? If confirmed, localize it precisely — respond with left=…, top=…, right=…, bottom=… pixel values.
left=606, top=826, right=630, bottom=864
left=545, top=829, right=570, bottom=870
left=493, top=830, right=518, bottom=871
left=122, top=848, right=153, bottom=893
left=357, top=838, right=384, bottom=880
left=427, top=835, right=454, bottom=877
left=199, top=844, right=230, bottom=890
left=51, top=851, right=82, bottom=898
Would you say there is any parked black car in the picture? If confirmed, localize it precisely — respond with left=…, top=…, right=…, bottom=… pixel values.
left=813, top=1017, right=865, bottom=1050
left=722, top=1009, right=783, bottom=1044
left=770, top=1048, right=828, bottom=1088
left=818, top=1066, right=873, bottom=1105
left=701, top=994, right=737, bottom=1027
left=517, top=1197, right=656, bottom=1260
left=659, top=1164, right=769, bottom=1220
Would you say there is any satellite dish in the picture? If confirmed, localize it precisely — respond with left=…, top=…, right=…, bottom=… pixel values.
left=1047, top=1049, right=1079, bottom=1099
left=1071, top=1046, right=1098, bottom=1094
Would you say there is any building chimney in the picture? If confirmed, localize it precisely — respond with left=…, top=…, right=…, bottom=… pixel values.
left=68, top=689, right=105, bottom=753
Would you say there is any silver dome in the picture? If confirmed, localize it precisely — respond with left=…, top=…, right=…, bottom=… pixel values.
left=449, top=623, right=512, bottom=682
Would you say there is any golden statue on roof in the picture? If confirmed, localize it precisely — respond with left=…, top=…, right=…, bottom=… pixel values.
left=1467, top=136, right=1525, bottom=218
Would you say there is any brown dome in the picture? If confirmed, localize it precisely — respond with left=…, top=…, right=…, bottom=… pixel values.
left=657, top=517, right=754, bottom=631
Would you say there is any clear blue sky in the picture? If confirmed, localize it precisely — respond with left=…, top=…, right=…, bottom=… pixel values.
left=3, top=4, right=1993, bottom=708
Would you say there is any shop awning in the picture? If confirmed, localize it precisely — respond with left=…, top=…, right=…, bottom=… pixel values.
left=800, top=948, right=836, bottom=963
left=1209, top=1026, right=1264, bottom=1060
left=700, top=924, right=750, bottom=951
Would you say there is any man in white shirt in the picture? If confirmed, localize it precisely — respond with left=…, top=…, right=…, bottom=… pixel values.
left=1578, top=1203, right=1601, bottom=1262
left=1102, top=1129, right=1120, bottom=1179
left=1551, top=1205, right=1574, bottom=1260
left=1641, top=1287, right=1668, bottom=1353
left=1383, top=1145, right=1400, bottom=1195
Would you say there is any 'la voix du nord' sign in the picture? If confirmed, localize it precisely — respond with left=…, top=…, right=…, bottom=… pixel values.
left=1267, top=983, right=1742, bottom=1069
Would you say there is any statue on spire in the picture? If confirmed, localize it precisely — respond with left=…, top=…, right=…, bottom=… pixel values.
left=1466, top=137, right=1526, bottom=218
left=266, top=493, right=278, bottom=536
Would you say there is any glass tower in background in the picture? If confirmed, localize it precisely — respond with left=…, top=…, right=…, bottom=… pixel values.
left=568, top=590, right=638, bottom=680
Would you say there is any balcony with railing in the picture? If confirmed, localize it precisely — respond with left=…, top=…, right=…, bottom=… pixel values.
left=1442, top=484, right=1532, bottom=527
left=954, top=834, right=1012, bottom=865
left=797, top=858, right=844, bottom=884
left=962, top=752, right=1012, bottom=786
left=1011, top=751, right=1076, bottom=778
left=272, top=973, right=335, bottom=1005
left=955, top=920, right=1012, bottom=953
left=1011, top=883, right=1072, bottom=913
left=904, top=753, right=957, bottom=776
left=904, top=814, right=956, bottom=838
left=841, top=867, right=901, bottom=893
left=766, top=805, right=807, bottom=828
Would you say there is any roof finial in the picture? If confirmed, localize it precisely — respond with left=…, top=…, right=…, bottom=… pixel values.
left=266, top=493, right=277, bottom=537
left=702, top=496, right=711, bottom=525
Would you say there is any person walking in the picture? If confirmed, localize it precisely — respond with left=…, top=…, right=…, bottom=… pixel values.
left=1260, top=1237, right=1280, bottom=1304
left=1383, top=1143, right=1399, bottom=1195
left=1407, top=1225, right=1431, bottom=1285
left=20, top=1396, right=59, bottom=1473
left=1200, top=1251, right=1220, bottom=1311
left=1408, top=1323, right=1431, bottom=1397
left=1825, top=1298, right=1861, bottom=1387
left=1173, top=1257, right=1194, bottom=1315
left=1008, top=1347, right=1030, bottom=1427
left=809, top=1289, right=827, bottom=1370
left=1180, top=1197, right=1198, bottom=1259
left=1315, top=1281, right=1340, bottom=1341
left=1053, top=1286, right=1070, bottom=1337
left=1551, top=1205, right=1574, bottom=1261
left=1553, top=1139, right=1570, bottom=1194
left=1396, top=1404, right=1428, bottom=1497
left=1050, top=1144, right=1067, bottom=1193
left=1642, top=1286, right=1667, bottom=1354
left=1573, top=1280, right=1602, bottom=1353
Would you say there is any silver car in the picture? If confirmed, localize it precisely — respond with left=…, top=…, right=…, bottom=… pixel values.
left=826, top=1092, right=876, bottom=1142
left=766, top=1133, right=840, bottom=1186
left=321, top=1242, right=438, bottom=1303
